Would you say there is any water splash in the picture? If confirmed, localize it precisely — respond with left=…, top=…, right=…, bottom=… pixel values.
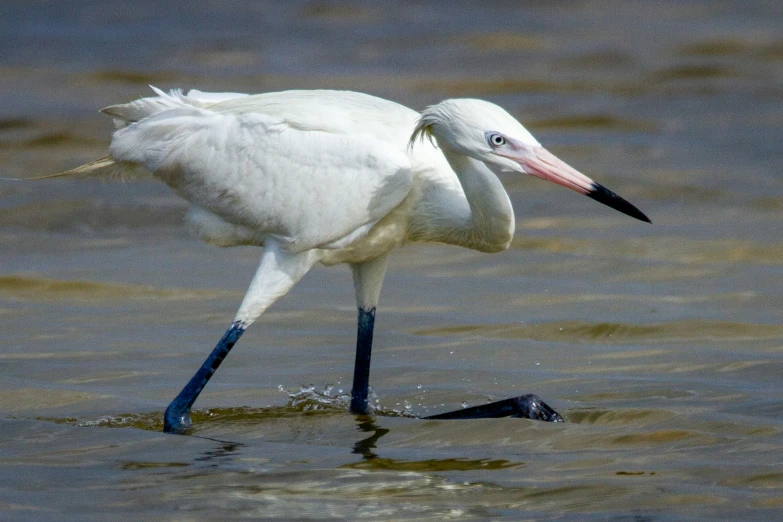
left=278, top=383, right=351, bottom=412
left=35, top=412, right=163, bottom=431
left=32, top=385, right=418, bottom=433
left=277, top=384, right=419, bottom=418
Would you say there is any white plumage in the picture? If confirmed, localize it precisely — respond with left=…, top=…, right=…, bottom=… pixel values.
left=106, top=89, right=480, bottom=261
left=33, top=87, right=649, bottom=431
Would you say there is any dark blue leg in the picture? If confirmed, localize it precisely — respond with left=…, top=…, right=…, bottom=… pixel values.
left=164, top=322, right=245, bottom=434
left=346, top=306, right=562, bottom=422
left=350, top=307, right=375, bottom=415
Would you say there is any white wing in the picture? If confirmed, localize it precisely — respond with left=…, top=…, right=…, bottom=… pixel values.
left=107, top=92, right=414, bottom=252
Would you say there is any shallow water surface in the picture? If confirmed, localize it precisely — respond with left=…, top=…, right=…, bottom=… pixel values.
left=1, top=1, right=783, bottom=520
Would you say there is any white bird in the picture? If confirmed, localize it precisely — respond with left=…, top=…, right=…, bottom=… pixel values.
left=35, top=87, right=649, bottom=433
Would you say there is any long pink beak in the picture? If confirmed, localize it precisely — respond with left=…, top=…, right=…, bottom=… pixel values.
left=503, top=146, right=651, bottom=223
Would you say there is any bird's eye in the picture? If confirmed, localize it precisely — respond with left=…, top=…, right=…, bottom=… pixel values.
left=487, top=133, right=506, bottom=147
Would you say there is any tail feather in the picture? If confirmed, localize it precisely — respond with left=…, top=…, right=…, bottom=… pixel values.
left=1, top=156, right=147, bottom=181
left=101, top=87, right=188, bottom=129
left=2, top=86, right=251, bottom=182
left=101, top=85, right=249, bottom=129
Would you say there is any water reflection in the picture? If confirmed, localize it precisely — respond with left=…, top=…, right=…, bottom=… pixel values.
left=194, top=439, right=243, bottom=464
left=3, top=0, right=783, bottom=518
left=348, top=416, right=520, bottom=471
left=345, top=456, right=521, bottom=472
left=351, top=416, right=389, bottom=460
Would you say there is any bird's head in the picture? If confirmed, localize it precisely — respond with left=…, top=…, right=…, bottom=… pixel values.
left=411, top=99, right=650, bottom=223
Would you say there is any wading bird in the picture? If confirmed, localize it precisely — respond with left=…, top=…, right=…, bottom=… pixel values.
left=34, top=88, right=649, bottom=433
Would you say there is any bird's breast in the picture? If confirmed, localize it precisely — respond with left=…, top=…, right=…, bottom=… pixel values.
left=318, top=193, right=416, bottom=266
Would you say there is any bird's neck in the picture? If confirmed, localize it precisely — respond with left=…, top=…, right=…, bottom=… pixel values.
left=441, top=149, right=515, bottom=253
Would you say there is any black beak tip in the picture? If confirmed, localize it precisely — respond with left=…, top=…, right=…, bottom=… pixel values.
left=587, top=183, right=651, bottom=224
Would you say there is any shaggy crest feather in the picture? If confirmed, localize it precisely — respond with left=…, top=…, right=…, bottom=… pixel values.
left=410, top=98, right=540, bottom=155
left=410, top=101, right=459, bottom=151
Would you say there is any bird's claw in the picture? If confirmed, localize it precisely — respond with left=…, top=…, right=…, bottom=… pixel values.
left=422, top=393, right=563, bottom=422
left=510, top=394, right=563, bottom=422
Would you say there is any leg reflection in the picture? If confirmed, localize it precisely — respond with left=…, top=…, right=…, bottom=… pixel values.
left=195, top=440, right=243, bottom=463
left=352, top=417, right=390, bottom=460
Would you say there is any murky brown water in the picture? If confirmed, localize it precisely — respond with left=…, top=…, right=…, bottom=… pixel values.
left=2, top=1, right=783, bottom=519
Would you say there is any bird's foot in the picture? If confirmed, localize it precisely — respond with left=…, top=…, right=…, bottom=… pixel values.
left=349, top=399, right=373, bottom=416
left=510, top=394, right=563, bottom=422
left=163, top=403, right=193, bottom=434
left=422, top=394, right=563, bottom=422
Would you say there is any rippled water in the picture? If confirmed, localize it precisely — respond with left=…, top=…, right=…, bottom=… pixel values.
left=1, top=1, right=782, bottom=519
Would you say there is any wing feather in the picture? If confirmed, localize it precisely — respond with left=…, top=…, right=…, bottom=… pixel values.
left=109, top=104, right=414, bottom=252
